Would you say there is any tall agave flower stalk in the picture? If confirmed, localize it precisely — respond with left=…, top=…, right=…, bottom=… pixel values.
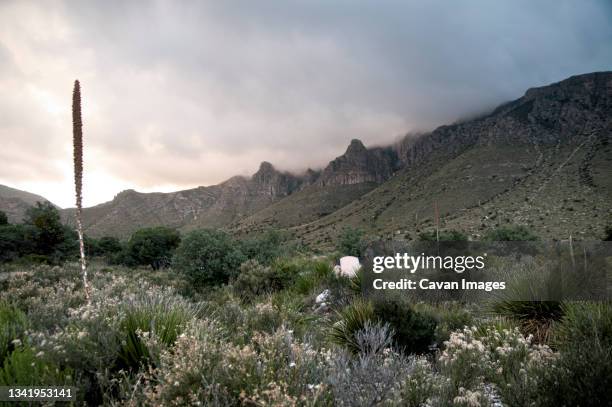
left=72, top=80, right=90, bottom=302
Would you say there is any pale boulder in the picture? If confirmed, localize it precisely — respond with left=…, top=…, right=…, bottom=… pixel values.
left=337, top=256, right=361, bottom=278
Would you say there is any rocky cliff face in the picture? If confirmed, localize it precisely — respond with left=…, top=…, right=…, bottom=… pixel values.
left=395, top=72, right=612, bottom=168
left=250, top=161, right=303, bottom=196
left=316, top=139, right=399, bottom=186
left=291, top=71, right=612, bottom=246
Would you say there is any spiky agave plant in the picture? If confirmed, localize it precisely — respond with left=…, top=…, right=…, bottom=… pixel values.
left=72, top=80, right=90, bottom=302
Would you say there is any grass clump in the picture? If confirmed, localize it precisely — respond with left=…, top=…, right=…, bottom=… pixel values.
left=0, top=301, right=28, bottom=364
left=117, top=294, right=198, bottom=371
left=0, top=345, right=74, bottom=386
left=492, top=300, right=562, bottom=343
left=538, top=301, right=612, bottom=406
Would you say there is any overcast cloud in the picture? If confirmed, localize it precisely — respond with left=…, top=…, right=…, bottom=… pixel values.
left=1, top=0, right=611, bottom=207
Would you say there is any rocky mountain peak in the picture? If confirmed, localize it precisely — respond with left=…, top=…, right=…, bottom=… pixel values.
left=256, top=161, right=275, bottom=174
left=317, top=140, right=398, bottom=187
left=345, top=139, right=367, bottom=155
left=251, top=161, right=302, bottom=197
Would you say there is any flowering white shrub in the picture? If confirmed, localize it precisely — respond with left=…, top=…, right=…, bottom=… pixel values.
left=438, top=326, right=557, bottom=406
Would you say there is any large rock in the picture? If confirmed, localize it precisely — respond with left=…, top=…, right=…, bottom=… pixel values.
left=336, top=256, right=361, bottom=278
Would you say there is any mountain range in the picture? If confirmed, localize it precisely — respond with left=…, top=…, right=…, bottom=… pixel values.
left=2, top=72, right=611, bottom=245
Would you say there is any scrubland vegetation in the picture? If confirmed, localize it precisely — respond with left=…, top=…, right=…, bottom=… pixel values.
left=0, top=206, right=611, bottom=406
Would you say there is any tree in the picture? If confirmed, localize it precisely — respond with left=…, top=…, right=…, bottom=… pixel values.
left=98, top=236, right=123, bottom=255
left=173, top=229, right=245, bottom=288
left=336, top=227, right=365, bottom=257
left=0, top=211, right=8, bottom=225
left=240, top=229, right=287, bottom=265
left=23, top=202, right=67, bottom=256
left=125, top=227, right=180, bottom=269
left=0, top=225, right=35, bottom=263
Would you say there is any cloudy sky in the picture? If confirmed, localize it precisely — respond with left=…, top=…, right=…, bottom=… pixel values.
left=1, top=0, right=611, bottom=208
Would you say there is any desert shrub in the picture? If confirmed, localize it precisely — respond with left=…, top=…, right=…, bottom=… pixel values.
left=0, top=345, right=73, bottom=386
left=0, top=224, right=35, bottom=262
left=134, top=322, right=332, bottom=406
left=0, top=202, right=77, bottom=263
left=289, top=258, right=334, bottom=295
left=438, top=326, right=556, bottom=406
left=492, top=300, right=563, bottom=343
left=0, top=301, right=28, bottom=364
left=537, top=302, right=612, bottom=406
left=329, top=300, right=375, bottom=353
left=124, top=227, right=180, bottom=269
left=398, top=357, right=441, bottom=407
left=327, top=324, right=418, bottom=406
left=232, top=259, right=294, bottom=302
left=416, top=302, right=474, bottom=345
left=373, top=299, right=437, bottom=354
left=0, top=210, right=7, bottom=225
left=483, top=225, right=538, bottom=241
left=240, top=229, right=289, bottom=265
left=117, top=294, right=197, bottom=371
left=418, top=229, right=468, bottom=241
left=336, top=227, right=365, bottom=257
left=97, top=236, right=123, bottom=255
left=173, top=229, right=246, bottom=288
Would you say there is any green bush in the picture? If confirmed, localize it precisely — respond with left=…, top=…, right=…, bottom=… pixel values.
left=0, top=210, right=7, bottom=225
left=538, top=302, right=612, bottom=406
left=0, top=202, right=77, bottom=263
left=373, top=299, right=437, bottom=354
left=416, top=302, right=474, bottom=345
left=98, top=236, right=123, bottom=254
left=124, top=227, right=180, bottom=269
left=117, top=295, right=197, bottom=371
left=0, top=345, right=73, bottom=386
left=240, top=230, right=289, bottom=265
left=0, top=302, right=29, bottom=364
left=418, top=230, right=468, bottom=241
left=336, top=227, right=365, bottom=257
left=24, top=201, right=78, bottom=262
left=483, top=225, right=538, bottom=241
left=292, top=260, right=335, bottom=295
left=173, top=229, right=245, bottom=288
left=232, top=260, right=294, bottom=302
left=0, top=224, right=36, bottom=263
left=329, top=300, right=375, bottom=354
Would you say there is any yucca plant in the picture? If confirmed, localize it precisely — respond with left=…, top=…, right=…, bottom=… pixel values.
left=328, top=299, right=375, bottom=353
left=117, top=294, right=198, bottom=371
left=72, top=79, right=90, bottom=302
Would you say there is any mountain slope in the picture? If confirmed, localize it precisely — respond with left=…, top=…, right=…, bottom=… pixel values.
left=285, top=71, right=612, bottom=247
left=62, top=162, right=307, bottom=238
left=230, top=139, right=398, bottom=232
left=0, top=184, right=58, bottom=223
